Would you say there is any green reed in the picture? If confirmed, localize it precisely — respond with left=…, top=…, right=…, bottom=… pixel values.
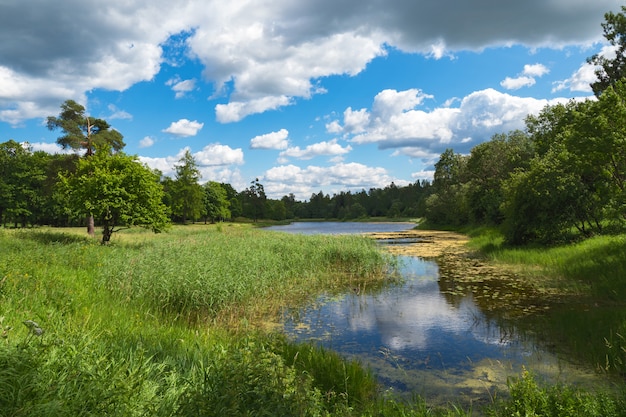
left=0, top=225, right=423, bottom=417
left=98, top=225, right=394, bottom=325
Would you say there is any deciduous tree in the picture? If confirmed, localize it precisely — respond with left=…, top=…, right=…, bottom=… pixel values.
left=47, top=99, right=125, bottom=235
left=60, top=149, right=170, bottom=244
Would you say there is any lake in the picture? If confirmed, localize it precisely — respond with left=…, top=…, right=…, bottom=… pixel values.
left=267, top=222, right=611, bottom=406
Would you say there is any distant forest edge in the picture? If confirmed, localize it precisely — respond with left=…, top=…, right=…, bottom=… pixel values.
left=3, top=6, right=626, bottom=245
left=0, top=138, right=431, bottom=227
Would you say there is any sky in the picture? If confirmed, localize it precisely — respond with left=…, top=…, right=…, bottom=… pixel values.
left=0, top=0, right=623, bottom=200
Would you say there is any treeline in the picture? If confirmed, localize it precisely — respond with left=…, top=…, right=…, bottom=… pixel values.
left=423, top=6, right=626, bottom=244
left=5, top=5, right=626, bottom=245
left=424, top=79, right=626, bottom=244
left=0, top=140, right=432, bottom=229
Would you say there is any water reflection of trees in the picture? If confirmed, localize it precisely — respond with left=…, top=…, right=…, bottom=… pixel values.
left=434, top=255, right=626, bottom=375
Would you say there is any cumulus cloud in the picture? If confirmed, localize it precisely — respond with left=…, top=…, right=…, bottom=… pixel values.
left=215, top=96, right=293, bottom=123
left=166, top=77, right=197, bottom=98
left=250, top=128, right=290, bottom=150
left=263, top=162, right=407, bottom=200
left=501, top=76, right=536, bottom=90
left=0, top=0, right=616, bottom=124
left=501, top=63, right=549, bottom=90
left=330, top=87, right=589, bottom=158
left=28, top=142, right=71, bottom=154
left=552, top=45, right=617, bottom=93
left=139, top=144, right=244, bottom=184
left=139, top=136, right=155, bottom=148
left=194, top=143, right=244, bottom=166
left=278, top=139, right=352, bottom=162
left=162, top=119, right=204, bottom=137
left=107, top=104, right=133, bottom=120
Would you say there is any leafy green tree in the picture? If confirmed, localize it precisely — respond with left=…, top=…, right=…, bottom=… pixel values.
left=425, top=149, right=469, bottom=225
left=59, top=149, right=170, bottom=244
left=577, top=81, right=626, bottom=221
left=171, top=150, right=204, bottom=224
left=464, top=131, right=534, bottom=224
left=242, top=178, right=267, bottom=221
left=588, top=5, right=626, bottom=96
left=502, top=145, right=591, bottom=244
left=203, top=181, right=231, bottom=223
left=0, top=140, right=34, bottom=226
left=47, top=99, right=125, bottom=236
left=265, top=199, right=287, bottom=221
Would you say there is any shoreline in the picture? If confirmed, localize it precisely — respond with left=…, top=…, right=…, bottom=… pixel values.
left=366, top=229, right=471, bottom=258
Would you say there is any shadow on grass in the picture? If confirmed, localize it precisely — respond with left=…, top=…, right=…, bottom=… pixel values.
left=14, top=230, right=95, bottom=245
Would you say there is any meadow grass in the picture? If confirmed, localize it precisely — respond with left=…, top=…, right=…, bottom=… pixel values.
left=465, top=227, right=626, bottom=377
left=3, top=225, right=466, bottom=417
left=3, top=224, right=623, bottom=416
left=466, top=227, right=626, bottom=299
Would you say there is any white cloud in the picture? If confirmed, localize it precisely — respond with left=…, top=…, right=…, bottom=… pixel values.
left=194, top=143, right=244, bottom=166
left=215, top=96, right=293, bottom=123
left=263, top=162, right=405, bottom=200
left=552, top=45, right=616, bottom=93
left=28, top=142, right=72, bottom=154
left=107, top=104, right=132, bottom=120
left=162, top=118, right=204, bottom=137
left=342, top=107, right=370, bottom=134
left=166, top=77, right=196, bottom=98
left=278, top=139, right=352, bottom=162
left=501, top=76, right=536, bottom=90
left=336, top=87, right=591, bottom=158
left=501, top=63, right=549, bottom=90
left=139, top=144, right=244, bottom=184
left=250, top=128, right=289, bottom=150
left=411, top=170, right=435, bottom=182
left=2, top=0, right=614, bottom=124
left=372, top=89, right=433, bottom=120
left=139, top=136, right=155, bottom=148
left=523, top=63, right=549, bottom=77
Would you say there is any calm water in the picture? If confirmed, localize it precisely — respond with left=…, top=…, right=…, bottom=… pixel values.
left=271, top=222, right=606, bottom=405
left=265, top=221, right=416, bottom=235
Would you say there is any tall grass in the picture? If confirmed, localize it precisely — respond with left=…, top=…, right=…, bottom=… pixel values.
left=486, top=370, right=626, bottom=417
left=466, top=227, right=626, bottom=375
left=2, top=225, right=436, bottom=417
left=467, top=228, right=626, bottom=299
left=98, top=225, right=394, bottom=325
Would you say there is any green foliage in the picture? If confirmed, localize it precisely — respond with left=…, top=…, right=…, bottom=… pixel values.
left=169, top=150, right=205, bottom=223
left=203, top=181, right=231, bottom=222
left=425, top=149, right=469, bottom=226
left=46, top=99, right=125, bottom=156
left=59, top=150, right=170, bottom=243
left=0, top=226, right=422, bottom=417
left=464, top=131, right=534, bottom=224
left=99, top=227, right=390, bottom=321
left=588, top=5, right=626, bottom=97
left=486, top=371, right=626, bottom=417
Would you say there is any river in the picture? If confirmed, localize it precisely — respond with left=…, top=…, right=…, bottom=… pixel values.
left=265, top=222, right=613, bottom=406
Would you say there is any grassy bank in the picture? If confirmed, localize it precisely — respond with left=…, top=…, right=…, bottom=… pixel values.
left=2, top=224, right=624, bottom=416
left=0, top=225, right=469, bottom=416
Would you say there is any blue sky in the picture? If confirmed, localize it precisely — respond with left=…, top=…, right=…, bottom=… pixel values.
left=0, top=0, right=622, bottom=199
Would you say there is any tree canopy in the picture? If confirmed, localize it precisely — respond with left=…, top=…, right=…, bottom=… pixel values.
left=588, top=6, right=626, bottom=96
left=47, top=100, right=125, bottom=156
left=60, top=149, right=170, bottom=244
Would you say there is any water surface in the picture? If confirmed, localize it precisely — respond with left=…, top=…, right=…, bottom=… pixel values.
left=265, top=221, right=415, bottom=235
left=271, top=222, right=608, bottom=405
